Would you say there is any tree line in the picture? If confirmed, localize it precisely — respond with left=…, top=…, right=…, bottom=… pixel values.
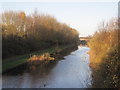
left=88, top=18, right=120, bottom=88
left=1, top=11, right=79, bottom=59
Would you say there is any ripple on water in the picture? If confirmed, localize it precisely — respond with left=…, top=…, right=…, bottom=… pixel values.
left=2, top=46, right=92, bottom=88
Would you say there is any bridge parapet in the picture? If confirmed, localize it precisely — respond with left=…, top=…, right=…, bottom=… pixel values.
left=79, top=37, right=91, bottom=45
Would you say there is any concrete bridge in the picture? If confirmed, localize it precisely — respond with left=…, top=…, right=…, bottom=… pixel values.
left=79, top=37, right=91, bottom=45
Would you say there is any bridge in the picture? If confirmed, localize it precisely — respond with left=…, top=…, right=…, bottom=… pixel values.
left=79, top=37, right=91, bottom=45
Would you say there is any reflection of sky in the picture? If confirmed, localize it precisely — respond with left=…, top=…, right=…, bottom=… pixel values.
left=1, top=2, right=118, bottom=36
left=2, top=47, right=92, bottom=88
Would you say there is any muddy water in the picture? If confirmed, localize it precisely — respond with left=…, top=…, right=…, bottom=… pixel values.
left=2, top=46, right=92, bottom=88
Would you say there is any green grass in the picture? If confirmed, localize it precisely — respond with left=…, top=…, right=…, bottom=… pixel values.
left=2, top=45, right=75, bottom=72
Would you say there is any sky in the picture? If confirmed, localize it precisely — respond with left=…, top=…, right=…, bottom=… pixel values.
left=0, top=1, right=118, bottom=36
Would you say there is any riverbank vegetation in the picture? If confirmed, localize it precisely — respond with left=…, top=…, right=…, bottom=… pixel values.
left=88, top=18, right=120, bottom=88
left=1, top=11, right=79, bottom=60
left=3, top=45, right=78, bottom=73
left=1, top=11, right=79, bottom=72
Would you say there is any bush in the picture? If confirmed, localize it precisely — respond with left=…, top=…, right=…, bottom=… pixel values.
left=88, top=18, right=120, bottom=88
left=1, top=11, right=79, bottom=59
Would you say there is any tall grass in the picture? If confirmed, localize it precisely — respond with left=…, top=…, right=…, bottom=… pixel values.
left=88, top=18, right=120, bottom=88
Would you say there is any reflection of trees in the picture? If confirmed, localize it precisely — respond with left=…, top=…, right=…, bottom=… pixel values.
left=3, top=45, right=78, bottom=76
left=28, top=61, right=58, bottom=76
left=28, top=45, right=78, bottom=76
left=56, top=45, right=78, bottom=60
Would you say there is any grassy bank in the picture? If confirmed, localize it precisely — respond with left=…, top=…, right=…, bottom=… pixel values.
left=2, top=11, right=79, bottom=73
left=88, top=19, right=120, bottom=88
left=3, top=44, right=76, bottom=72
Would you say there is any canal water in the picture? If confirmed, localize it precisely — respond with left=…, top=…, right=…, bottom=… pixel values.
left=2, top=46, right=92, bottom=88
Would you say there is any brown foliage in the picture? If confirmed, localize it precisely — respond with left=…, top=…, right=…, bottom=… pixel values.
left=1, top=11, right=79, bottom=59
left=88, top=18, right=120, bottom=88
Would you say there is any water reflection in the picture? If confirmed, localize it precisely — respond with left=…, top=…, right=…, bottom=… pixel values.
left=3, top=45, right=78, bottom=76
left=2, top=46, right=92, bottom=88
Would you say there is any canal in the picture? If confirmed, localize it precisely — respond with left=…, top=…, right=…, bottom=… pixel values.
left=2, top=46, right=92, bottom=88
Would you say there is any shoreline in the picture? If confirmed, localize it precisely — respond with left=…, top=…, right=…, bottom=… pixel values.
left=2, top=44, right=77, bottom=73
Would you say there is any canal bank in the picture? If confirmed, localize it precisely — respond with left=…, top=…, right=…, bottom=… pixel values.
left=3, top=45, right=92, bottom=88
left=2, top=44, right=78, bottom=73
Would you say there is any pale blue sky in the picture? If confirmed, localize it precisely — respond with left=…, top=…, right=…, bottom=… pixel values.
left=1, top=2, right=118, bottom=36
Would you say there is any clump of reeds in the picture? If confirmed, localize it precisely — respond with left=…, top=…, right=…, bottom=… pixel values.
left=28, top=53, right=55, bottom=61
